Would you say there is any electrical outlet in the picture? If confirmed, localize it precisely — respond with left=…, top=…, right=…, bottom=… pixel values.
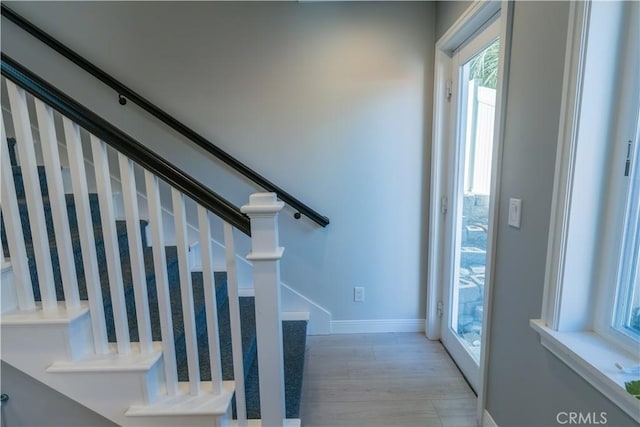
left=354, top=287, right=365, bottom=302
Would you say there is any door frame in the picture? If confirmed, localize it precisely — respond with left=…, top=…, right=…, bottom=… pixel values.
left=426, top=0, right=514, bottom=424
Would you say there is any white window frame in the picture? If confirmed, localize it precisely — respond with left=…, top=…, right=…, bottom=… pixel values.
left=531, top=1, right=640, bottom=422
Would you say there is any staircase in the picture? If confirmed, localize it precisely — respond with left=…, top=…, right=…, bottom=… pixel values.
left=0, top=63, right=307, bottom=426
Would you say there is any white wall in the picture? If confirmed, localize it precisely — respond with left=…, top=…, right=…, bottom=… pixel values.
left=1, top=2, right=436, bottom=325
left=1, top=362, right=116, bottom=427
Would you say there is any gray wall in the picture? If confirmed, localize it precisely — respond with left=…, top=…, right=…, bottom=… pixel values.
left=436, top=1, right=637, bottom=426
left=1, top=2, right=436, bottom=323
left=435, top=0, right=472, bottom=40
left=1, top=362, right=116, bottom=427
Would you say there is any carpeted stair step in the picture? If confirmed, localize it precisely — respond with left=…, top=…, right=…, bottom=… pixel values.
left=109, top=244, right=224, bottom=347
left=281, top=320, right=308, bottom=419
left=173, top=273, right=255, bottom=383
left=216, top=296, right=258, bottom=382
left=243, top=320, right=308, bottom=419
left=166, top=268, right=229, bottom=381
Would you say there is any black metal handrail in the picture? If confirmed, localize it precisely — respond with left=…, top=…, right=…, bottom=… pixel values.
left=1, top=5, right=330, bottom=228
left=1, top=54, right=251, bottom=236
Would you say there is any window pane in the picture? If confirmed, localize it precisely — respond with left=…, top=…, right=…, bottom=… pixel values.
left=616, top=112, right=640, bottom=340
left=452, top=38, right=499, bottom=362
left=626, top=264, right=639, bottom=335
left=620, top=157, right=640, bottom=337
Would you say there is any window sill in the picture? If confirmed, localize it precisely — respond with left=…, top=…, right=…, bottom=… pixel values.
left=530, top=319, right=640, bottom=422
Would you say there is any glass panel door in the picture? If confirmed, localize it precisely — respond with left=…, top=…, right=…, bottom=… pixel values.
left=440, top=18, right=501, bottom=392
left=454, top=38, right=499, bottom=362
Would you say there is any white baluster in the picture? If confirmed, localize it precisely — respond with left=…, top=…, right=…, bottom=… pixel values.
left=144, top=171, right=178, bottom=396
left=62, top=117, right=115, bottom=354
left=0, top=120, right=35, bottom=311
left=241, top=193, right=286, bottom=427
left=63, top=120, right=110, bottom=355
left=118, top=154, right=152, bottom=354
left=6, top=81, right=57, bottom=311
left=198, top=207, right=223, bottom=394
left=34, top=100, right=80, bottom=310
left=89, top=135, right=130, bottom=355
left=223, top=222, right=247, bottom=426
left=171, top=189, right=200, bottom=395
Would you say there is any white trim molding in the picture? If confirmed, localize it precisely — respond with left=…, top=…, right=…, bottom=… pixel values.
left=331, top=319, right=425, bottom=334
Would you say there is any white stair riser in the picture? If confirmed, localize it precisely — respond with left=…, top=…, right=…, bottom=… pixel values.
left=2, top=313, right=93, bottom=366
left=125, top=406, right=231, bottom=427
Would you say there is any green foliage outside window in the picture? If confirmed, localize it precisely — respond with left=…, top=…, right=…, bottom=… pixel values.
left=469, top=39, right=500, bottom=89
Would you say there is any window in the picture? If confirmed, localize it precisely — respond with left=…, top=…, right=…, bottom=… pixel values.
left=615, top=146, right=640, bottom=340
left=591, top=0, right=640, bottom=355
left=609, top=121, right=640, bottom=348
left=531, top=0, right=640, bottom=422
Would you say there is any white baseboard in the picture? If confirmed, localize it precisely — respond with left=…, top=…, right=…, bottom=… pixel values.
left=331, top=318, right=425, bottom=334
left=482, top=410, right=498, bottom=427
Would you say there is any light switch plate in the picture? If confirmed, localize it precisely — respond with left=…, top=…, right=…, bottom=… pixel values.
left=509, top=198, right=522, bottom=228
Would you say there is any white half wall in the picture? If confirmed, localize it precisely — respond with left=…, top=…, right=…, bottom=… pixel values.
left=1, top=362, right=116, bottom=427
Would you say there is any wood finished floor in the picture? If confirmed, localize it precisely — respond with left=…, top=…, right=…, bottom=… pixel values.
left=299, top=333, right=477, bottom=427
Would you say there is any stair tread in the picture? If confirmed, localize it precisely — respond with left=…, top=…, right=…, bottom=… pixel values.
left=126, top=381, right=234, bottom=417
left=0, top=301, right=89, bottom=325
left=47, top=342, right=162, bottom=373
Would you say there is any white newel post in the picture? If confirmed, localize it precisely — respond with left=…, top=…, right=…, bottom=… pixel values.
left=241, top=193, right=286, bottom=427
